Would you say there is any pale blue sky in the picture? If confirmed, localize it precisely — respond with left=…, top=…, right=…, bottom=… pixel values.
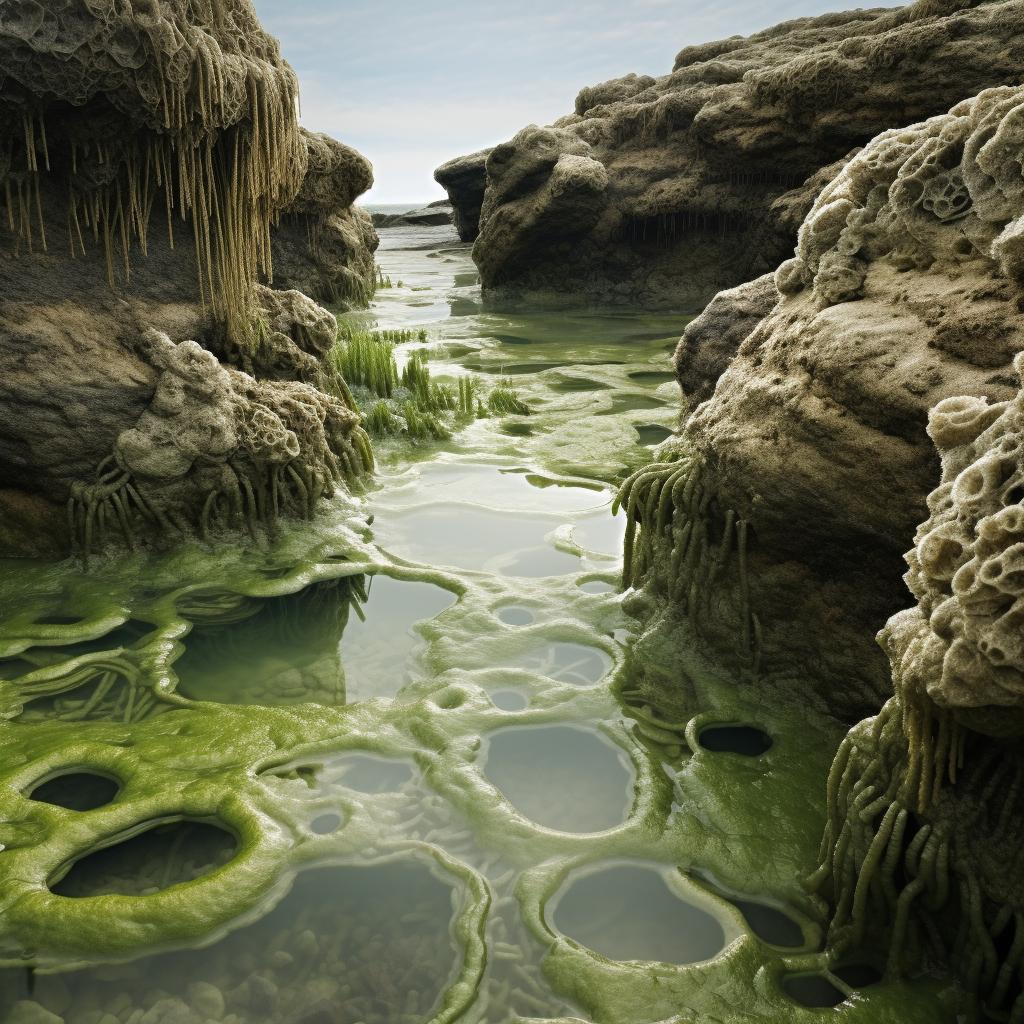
left=253, top=0, right=900, bottom=203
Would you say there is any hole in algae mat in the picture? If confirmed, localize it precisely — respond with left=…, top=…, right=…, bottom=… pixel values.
left=699, top=725, right=773, bottom=756
left=174, top=580, right=365, bottom=709
left=340, top=575, right=457, bottom=702
left=597, top=394, right=666, bottom=415
left=553, top=864, right=725, bottom=964
left=483, top=725, right=633, bottom=832
left=9, top=863, right=458, bottom=1024
left=490, top=690, right=529, bottom=711
left=511, top=642, right=611, bottom=686
left=784, top=975, right=846, bottom=1008
left=322, top=753, right=414, bottom=794
left=309, top=812, right=343, bottom=834
left=578, top=580, right=616, bottom=594
left=51, top=821, right=237, bottom=897
left=29, top=772, right=120, bottom=811
left=498, top=606, right=535, bottom=625
left=371, top=507, right=580, bottom=576
left=727, top=899, right=805, bottom=947
left=627, top=370, right=676, bottom=385
left=635, top=424, right=674, bottom=446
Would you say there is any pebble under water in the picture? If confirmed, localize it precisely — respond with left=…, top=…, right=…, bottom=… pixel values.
left=0, top=221, right=964, bottom=1024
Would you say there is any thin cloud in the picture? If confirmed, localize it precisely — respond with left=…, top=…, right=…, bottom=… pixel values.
left=254, top=0, right=901, bottom=201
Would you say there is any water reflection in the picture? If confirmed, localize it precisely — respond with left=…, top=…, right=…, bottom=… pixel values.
left=340, top=576, right=456, bottom=701
left=511, top=643, right=611, bottom=686
left=483, top=725, right=633, bottom=833
left=371, top=507, right=581, bottom=576
left=173, top=576, right=454, bottom=708
left=174, top=581, right=359, bottom=708
left=322, top=753, right=415, bottom=794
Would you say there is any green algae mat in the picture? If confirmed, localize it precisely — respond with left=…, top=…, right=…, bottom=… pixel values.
left=0, top=227, right=964, bottom=1024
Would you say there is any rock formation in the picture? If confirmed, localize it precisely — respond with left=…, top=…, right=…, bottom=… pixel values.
left=270, top=130, right=379, bottom=309
left=617, top=82, right=1024, bottom=722
left=434, top=149, right=492, bottom=242
left=0, top=0, right=374, bottom=558
left=812, top=362, right=1024, bottom=1016
left=445, top=0, right=1023, bottom=308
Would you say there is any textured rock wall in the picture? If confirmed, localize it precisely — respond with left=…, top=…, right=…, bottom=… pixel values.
left=809, top=362, right=1024, bottom=1015
left=449, top=0, right=1023, bottom=308
left=619, top=82, right=1024, bottom=721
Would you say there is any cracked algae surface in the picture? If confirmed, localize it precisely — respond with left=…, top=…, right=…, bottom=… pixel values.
left=0, top=227, right=962, bottom=1024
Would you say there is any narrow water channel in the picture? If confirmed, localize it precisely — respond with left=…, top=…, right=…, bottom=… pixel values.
left=0, top=221, right=959, bottom=1023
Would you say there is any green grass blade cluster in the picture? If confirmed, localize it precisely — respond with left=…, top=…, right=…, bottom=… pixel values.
left=331, top=329, right=530, bottom=443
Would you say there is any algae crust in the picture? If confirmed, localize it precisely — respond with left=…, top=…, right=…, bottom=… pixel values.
left=0, top=213, right=968, bottom=1024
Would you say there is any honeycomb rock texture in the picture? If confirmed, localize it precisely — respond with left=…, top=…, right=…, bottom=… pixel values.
left=449, top=0, right=1023, bottom=308
left=622, top=81, right=1024, bottom=720
left=270, top=130, right=379, bottom=309
left=886, top=362, right=1024, bottom=738
left=0, top=1, right=374, bottom=556
left=434, top=148, right=493, bottom=242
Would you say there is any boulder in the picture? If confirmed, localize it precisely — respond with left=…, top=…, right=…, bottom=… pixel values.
left=673, top=273, right=779, bottom=410
left=434, top=148, right=493, bottom=241
left=455, top=0, right=1023, bottom=308
left=270, top=131, right=379, bottom=309
left=4, top=1001, right=64, bottom=1024
left=370, top=203, right=453, bottom=228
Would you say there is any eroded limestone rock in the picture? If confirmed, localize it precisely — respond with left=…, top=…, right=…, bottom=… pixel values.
left=617, top=83, right=1024, bottom=721
left=810, top=361, right=1024, bottom=1016
left=452, top=0, right=1023, bottom=307
left=434, top=149, right=492, bottom=242
left=0, top=1, right=374, bottom=556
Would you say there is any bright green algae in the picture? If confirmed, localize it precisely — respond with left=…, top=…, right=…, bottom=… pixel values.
left=0, top=228, right=965, bottom=1024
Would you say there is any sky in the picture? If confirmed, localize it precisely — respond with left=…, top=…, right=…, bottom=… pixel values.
left=253, top=0, right=901, bottom=204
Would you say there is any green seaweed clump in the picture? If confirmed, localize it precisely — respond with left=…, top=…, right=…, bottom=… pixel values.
left=331, top=330, right=528, bottom=443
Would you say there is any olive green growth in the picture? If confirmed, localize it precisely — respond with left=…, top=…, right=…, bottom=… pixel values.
left=487, top=386, right=531, bottom=416
left=329, top=330, right=529, bottom=443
